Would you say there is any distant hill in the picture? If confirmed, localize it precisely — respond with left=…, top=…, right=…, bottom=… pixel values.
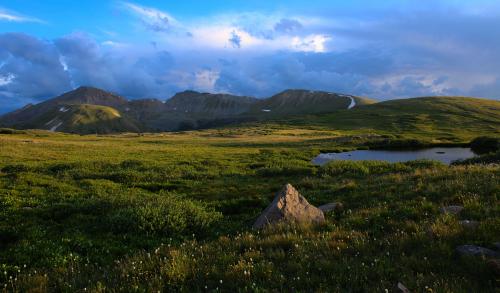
left=1, top=87, right=373, bottom=133
left=286, top=96, right=500, bottom=139
left=165, top=90, right=257, bottom=116
left=246, top=89, right=375, bottom=116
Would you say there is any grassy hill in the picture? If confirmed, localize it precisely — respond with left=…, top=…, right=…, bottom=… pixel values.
left=282, top=96, right=500, bottom=140
left=1, top=104, right=141, bottom=134
left=55, top=104, right=142, bottom=134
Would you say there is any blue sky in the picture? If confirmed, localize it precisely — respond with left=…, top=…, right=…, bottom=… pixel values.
left=1, top=0, right=500, bottom=113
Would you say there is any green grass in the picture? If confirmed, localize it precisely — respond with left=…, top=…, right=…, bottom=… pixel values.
left=0, top=126, right=498, bottom=292
left=284, top=97, right=500, bottom=140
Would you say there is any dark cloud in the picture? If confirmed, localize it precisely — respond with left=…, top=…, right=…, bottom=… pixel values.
left=0, top=33, right=72, bottom=101
left=228, top=31, right=242, bottom=48
left=143, top=16, right=170, bottom=33
left=1, top=4, right=500, bottom=114
left=468, top=78, right=500, bottom=99
left=274, top=18, right=302, bottom=33
left=215, top=52, right=373, bottom=98
left=0, top=32, right=183, bottom=113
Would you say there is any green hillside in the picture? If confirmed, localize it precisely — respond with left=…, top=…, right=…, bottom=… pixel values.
left=56, top=104, right=142, bottom=134
left=13, top=104, right=141, bottom=134
left=283, top=96, right=500, bottom=140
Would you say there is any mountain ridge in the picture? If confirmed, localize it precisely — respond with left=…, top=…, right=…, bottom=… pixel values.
left=1, top=86, right=497, bottom=135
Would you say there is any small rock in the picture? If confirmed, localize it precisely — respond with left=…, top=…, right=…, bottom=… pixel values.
left=486, top=259, right=500, bottom=276
left=440, top=205, right=463, bottom=215
left=456, top=245, right=499, bottom=258
left=493, top=242, right=500, bottom=250
left=253, top=184, right=325, bottom=229
left=396, top=282, right=410, bottom=293
left=318, top=202, right=343, bottom=213
left=459, top=220, right=479, bottom=230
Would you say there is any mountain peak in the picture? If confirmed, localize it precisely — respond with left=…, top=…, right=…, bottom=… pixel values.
left=54, top=86, right=128, bottom=107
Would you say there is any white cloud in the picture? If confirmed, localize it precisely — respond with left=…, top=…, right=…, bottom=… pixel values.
left=102, top=40, right=128, bottom=48
left=122, top=2, right=182, bottom=33
left=0, top=73, right=15, bottom=86
left=291, top=35, right=331, bottom=53
left=0, top=8, right=44, bottom=23
left=121, top=4, right=335, bottom=53
left=194, top=69, right=220, bottom=92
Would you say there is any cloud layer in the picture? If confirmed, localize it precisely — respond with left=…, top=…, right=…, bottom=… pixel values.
left=1, top=2, right=500, bottom=113
left=0, top=7, right=43, bottom=23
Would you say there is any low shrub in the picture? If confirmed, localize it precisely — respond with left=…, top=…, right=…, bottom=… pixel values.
left=453, top=151, right=500, bottom=165
left=366, top=138, right=428, bottom=150
left=109, top=194, right=222, bottom=238
left=470, top=136, right=500, bottom=154
left=0, top=128, right=26, bottom=134
left=320, top=160, right=370, bottom=177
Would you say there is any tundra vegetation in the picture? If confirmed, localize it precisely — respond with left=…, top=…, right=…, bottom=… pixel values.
left=0, top=117, right=499, bottom=291
left=0, top=124, right=500, bottom=292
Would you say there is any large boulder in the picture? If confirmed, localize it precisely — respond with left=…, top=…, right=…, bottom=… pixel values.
left=456, top=245, right=499, bottom=258
left=253, top=184, right=325, bottom=229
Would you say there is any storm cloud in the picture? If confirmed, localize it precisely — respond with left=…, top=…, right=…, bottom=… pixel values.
left=1, top=2, right=500, bottom=113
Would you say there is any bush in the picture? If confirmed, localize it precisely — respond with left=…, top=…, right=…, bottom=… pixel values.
left=453, top=151, right=500, bottom=165
left=256, top=166, right=312, bottom=177
left=319, top=160, right=442, bottom=177
left=366, top=138, right=428, bottom=150
left=120, top=159, right=144, bottom=169
left=1, top=164, right=32, bottom=174
left=320, top=161, right=370, bottom=177
left=109, top=194, right=222, bottom=238
left=0, top=128, right=25, bottom=134
left=470, top=136, right=500, bottom=154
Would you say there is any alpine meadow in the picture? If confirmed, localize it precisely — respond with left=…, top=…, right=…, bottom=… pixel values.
left=0, top=1, right=499, bottom=292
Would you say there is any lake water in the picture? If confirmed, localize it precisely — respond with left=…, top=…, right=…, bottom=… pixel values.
left=312, top=147, right=477, bottom=165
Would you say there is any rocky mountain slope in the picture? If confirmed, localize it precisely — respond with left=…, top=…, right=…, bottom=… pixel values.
left=1, top=87, right=374, bottom=133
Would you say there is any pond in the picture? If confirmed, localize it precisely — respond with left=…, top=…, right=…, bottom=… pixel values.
left=312, top=147, right=477, bottom=166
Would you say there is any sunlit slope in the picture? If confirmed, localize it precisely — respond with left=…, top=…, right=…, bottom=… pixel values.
left=283, top=96, right=500, bottom=139
left=2, top=104, right=141, bottom=134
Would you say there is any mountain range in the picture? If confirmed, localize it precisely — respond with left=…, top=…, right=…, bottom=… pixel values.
left=0, top=87, right=374, bottom=133
left=1, top=86, right=498, bottom=135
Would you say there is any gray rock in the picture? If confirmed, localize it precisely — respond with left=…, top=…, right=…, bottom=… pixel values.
left=456, top=245, right=499, bottom=258
left=440, top=205, right=464, bottom=215
left=253, top=184, right=325, bottom=229
left=396, top=282, right=410, bottom=293
left=459, top=220, right=479, bottom=230
left=493, top=242, right=500, bottom=250
left=318, top=202, right=343, bottom=213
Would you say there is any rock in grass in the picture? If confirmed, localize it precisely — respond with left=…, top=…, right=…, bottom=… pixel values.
left=493, top=242, right=500, bottom=250
left=396, top=282, right=410, bottom=293
left=253, top=184, right=325, bottom=229
left=486, top=259, right=500, bottom=276
left=318, top=202, right=343, bottom=213
left=456, top=245, right=499, bottom=258
left=459, top=220, right=479, bottom=230
left=440, top=205, right=464, bottom=215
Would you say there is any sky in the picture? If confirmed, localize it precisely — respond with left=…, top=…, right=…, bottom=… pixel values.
left=1, top=0, right=500, bottom=113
